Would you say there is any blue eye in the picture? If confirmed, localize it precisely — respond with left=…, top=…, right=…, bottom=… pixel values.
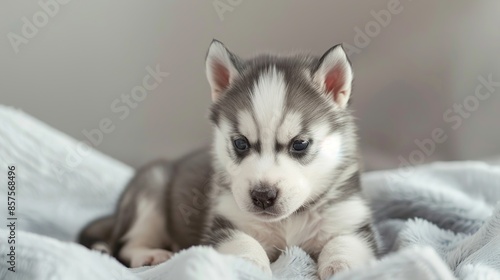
left=233, top=137, right=249, bottom=151
left=291, top=140, right=309, bottom=152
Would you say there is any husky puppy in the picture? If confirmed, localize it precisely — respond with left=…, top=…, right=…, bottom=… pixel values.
left=79, top=40, right=377, bottom=279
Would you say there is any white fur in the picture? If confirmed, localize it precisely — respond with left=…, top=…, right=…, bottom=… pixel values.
left=217, top=231, right=272, bottom=276
left=250, top=67, right=287, bottom=154
left=317, top=234, right=375, bottom=280
left=238, top=110, right=259, bottom=143
left=119, top=196, right=172, bottom=267
left=214, top=117, right=239, bottom=177
left=216, top=192, right=372, bottom=262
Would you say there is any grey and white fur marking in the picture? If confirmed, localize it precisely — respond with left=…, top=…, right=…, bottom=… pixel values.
left=79, top=40, right=378, bottom=279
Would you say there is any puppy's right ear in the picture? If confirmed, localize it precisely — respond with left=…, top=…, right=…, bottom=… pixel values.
left=206, top=40, right=242, bottom=101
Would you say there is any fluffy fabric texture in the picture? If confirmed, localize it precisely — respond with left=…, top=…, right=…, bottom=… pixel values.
left=0, top=105, right=499, bottom=280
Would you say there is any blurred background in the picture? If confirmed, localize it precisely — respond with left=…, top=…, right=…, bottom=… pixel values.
left=1, top=1, right=499, bottom=170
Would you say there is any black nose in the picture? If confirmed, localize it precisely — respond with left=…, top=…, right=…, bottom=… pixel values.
left=251, top=187, right=278, bottom=209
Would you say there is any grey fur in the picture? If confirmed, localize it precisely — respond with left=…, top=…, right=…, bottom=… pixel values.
left=201, top=215, right=236, bottom=247
left=79, top=150, right=215, bottom=263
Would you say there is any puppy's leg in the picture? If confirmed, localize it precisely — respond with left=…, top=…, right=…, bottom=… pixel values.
left=317, top=234, right=375, bottom=280
left=118, top=196, right=173, bottom=267
left=111, top=161, right=174, bottom=267
left=205, top=229, right=272, bottom=276
left=78, top=215, right=114, bottom=254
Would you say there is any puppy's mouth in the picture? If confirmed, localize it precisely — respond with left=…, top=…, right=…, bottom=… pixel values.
left=249, top=208, right=286, bottom=221
left=256, top=210, right=278, bottom=217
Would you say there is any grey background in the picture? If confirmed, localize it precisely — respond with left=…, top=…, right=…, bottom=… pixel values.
left=1, top=1, right=500, bottom=170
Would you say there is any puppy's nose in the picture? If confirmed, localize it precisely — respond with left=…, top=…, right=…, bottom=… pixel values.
left=251, top=187, right=277, bottom=209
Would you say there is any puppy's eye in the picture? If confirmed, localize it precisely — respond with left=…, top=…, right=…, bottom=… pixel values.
left=291, top=140, right=309, bottom=152
left=233, top=137, right=250, bottom=151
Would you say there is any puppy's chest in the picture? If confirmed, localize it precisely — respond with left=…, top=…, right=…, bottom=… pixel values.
left=236, top=212, right=333, bottom=260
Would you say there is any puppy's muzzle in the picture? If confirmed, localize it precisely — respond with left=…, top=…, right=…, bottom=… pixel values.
left=251, top=185, right=278, bottom=210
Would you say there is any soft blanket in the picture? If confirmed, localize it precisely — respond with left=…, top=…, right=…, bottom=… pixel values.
left=0, top=105, right=499, bottom=280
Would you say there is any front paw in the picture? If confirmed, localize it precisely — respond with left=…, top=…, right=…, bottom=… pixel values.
left=242, top=256, right=272, bottom=277
left=317, top=234, right=375, bottom=279
left=318, top=258, right=351, bottom=280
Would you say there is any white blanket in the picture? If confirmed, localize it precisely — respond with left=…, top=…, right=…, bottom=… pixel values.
left=1, top=105, right=499, bottom=280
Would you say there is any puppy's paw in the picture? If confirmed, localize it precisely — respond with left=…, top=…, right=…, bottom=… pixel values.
left=317, top=234, right=375, bottom=279
left=242, top=256, right=272, bottom=277
left=318, top=258, right=351, bottom=280
left=130, top=249, right=173, bottom=268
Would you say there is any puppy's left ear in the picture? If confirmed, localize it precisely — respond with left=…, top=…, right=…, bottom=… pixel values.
left=313, top=44, right=353, bottom=108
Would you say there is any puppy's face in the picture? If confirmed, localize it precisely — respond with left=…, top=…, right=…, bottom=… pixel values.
left=206, top=41, right=356, bottom=221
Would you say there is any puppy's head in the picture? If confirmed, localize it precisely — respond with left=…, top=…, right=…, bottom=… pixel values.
left=206, top=40, right=357, bottom=222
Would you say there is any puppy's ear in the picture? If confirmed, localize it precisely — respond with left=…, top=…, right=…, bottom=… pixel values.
left=313, top=44, right=353, bottom=108
left=206, top=40, right=242, bottom=101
